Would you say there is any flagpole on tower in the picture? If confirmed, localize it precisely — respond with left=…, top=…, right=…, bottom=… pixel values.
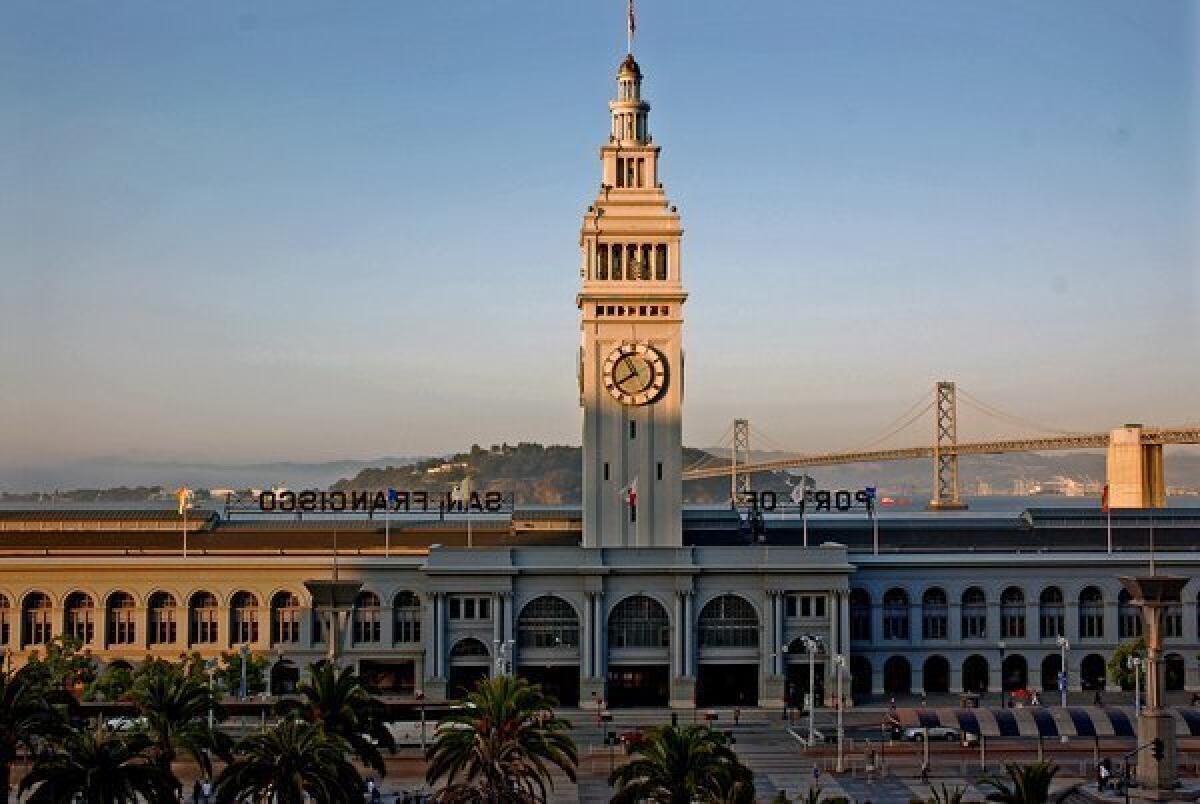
left=627, top=0, right=635, bottom=54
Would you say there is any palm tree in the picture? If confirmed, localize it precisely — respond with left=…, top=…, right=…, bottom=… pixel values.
left=608, top=724, right=754, bottom=804
left=18, top=729, right=176, bottom=803
left=426, top=675, right=577, bottom=803
left=215, top=718, right=363, bottom=804
left=0, top=665, right=68, bottom=800
left=129, top=660, right=231, bottom=786
left=928, top=784, right=967, bottom=804
left=277, top=661, right=395, bottom=776
left=981, top=762, right=1074, bottom=804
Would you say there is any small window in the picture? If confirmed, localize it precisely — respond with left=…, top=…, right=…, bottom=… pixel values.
left=464, top=598, right=475, bottom=619
left=604, top=462, right=610, bottom=481
left=596, top=305, right=604, bottom=316
left=657, top=462, right=663, bottom=480
left=815, top=596, right=826, bottom=618
left=785, top=596, right=797, bottom=617
left=630, top=421, right=637, bottom=439
left=449, top=598, right=461, bottom=619
left=801, top=596, right=812, bottom=618
left=639, top=305, right=646, bottom=316
left=661, top=306, right=669, bottom=316
left=630, top=504, right=637, bottom=523
left=607, top=305, right=615, bottom=316
left=479, top=598, right=490, bottom=619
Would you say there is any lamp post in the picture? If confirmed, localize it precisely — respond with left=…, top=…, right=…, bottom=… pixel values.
left=205, top=659, right=218, bottom=730
left=998, top=640, right=1007, bottom=708
left=1056, top=636, right=1070, bottom=707
left=416, top=690, right=427, bottom=752
left=1128, top=656, right=1142, bottom=716
left=800, top=635, right=820, bottom=748
left=833, top=654, right=846, bottom=772
left=493, top=638, right=514, bottom=677
left=238, top=643, right=250, bottom=700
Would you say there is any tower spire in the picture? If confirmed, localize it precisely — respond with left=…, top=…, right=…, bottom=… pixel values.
left=627, top=0, right=635, bottom=54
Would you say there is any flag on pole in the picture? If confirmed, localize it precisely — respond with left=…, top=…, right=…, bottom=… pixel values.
left=1100, top=483, right=1110, bottom=513
left=175, top=487, right=194, bottom=515
left=628, top=0, right=636, bottom=36
left=622, top=477, right=638, bottom=508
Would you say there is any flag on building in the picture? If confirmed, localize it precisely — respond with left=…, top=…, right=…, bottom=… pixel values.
left=1101, top=483, right=1110, bottom=513
left=623, top=477, right=638, bottom=508
left=628, top=0, right=636, bottom=37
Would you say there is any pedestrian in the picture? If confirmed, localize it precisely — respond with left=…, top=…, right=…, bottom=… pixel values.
left=734, top=706, right=741, bottom=726
left=1093, top=690, right=1103, bottom=706
left=192, top=780, right=202, bottom=804
left=813, top=765, right=821, bottom=783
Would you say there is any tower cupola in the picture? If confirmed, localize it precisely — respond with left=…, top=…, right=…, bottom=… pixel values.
left=610, top=55, right=650, bottom=145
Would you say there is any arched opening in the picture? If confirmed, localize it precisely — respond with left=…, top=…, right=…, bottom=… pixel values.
left=697, top=594, right=759, bottom=707
left=963, top=654, right=989, bottom=694
left=447, top=637, right=491, bottom=699
left=0, top=594, right=10, bottom=647
left=961, top=587, right=987, bottom=639
left=883, top=656, right=911, bottom=696
left=849, top=589, right=871, bottom=641
left=1118, top=589, right=1142, bottom=640
left=1165, top=653, right=1186, bottom=692
left=922, top=588, right=948, bottom=640
left=106, top=592, right=137, bottom=646
left=850, top=656, right=872, bottom=700
left=392, top=591, right=422, bottom=645
left=64, top=591, right=95, bottom=645
left=607, top=595, right=669, bottom=708
left=1002, top=654, right=1028, bottom=693
left=271, top=591, right=301, bottom=645
left=230, top=591, right=259, bottom=645
left=1078, top=587, right=1104, bottom=639
left=1080, top=653, right=1106, bottom=691
left=1041, top=654, right=1062, bottom=692
left=189, top=591, right=219, bottom=646
left=270, top=660, right=300, bottom=696
left=923, top=655, right=950, bottom=694
left=1000, top=587, right=1025, bottom=639
left=22, top=592, right=54, bottom=647
left=783, top=637, right=823, bottom=710
left=148, top=592, right=177, bottom=646
left=352, top=591, right=381, bottom=645
left=1039, top=587, right=1065, bottom=639
left=882, top=588, right=909, bottom=640
left=516, top=595, right=580, bottom=707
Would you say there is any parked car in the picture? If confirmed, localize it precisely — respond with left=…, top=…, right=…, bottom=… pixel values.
left=902, top=726, right=960, bottom=742
left=104, top=715, right=148, bottom=731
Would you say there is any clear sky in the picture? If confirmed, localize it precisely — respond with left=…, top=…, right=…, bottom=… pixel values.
left=1, top=1, right=1197, bottom=473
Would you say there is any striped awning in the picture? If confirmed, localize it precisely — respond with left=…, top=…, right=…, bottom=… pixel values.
left=893, top=707, right=1200, bottom=739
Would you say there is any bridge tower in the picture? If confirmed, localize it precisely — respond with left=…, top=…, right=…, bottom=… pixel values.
left=731, top=418, right=750, bottom=503
left=928, top=381, right=968, bottom=510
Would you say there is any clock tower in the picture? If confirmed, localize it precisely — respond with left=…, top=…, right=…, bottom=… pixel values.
left=578, top=53, right=685, bottom=548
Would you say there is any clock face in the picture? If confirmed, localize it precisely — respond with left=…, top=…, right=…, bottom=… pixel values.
left=603, top=343, right=667, bottom=405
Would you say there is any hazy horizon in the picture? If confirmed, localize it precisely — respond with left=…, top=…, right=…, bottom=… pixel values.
left=3, top=1, right=1197, bottom=473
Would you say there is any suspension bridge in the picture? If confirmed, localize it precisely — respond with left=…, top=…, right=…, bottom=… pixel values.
left=681, top=382, right=1200, bottom=510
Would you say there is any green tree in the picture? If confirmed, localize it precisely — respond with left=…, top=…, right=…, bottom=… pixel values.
left=0, top=665, right=69, bottom=800
left=84, top=664, right=135, bottom=703
left=129, top=659, right=231, bottom=787
left=276, top=662, right=395, bottom=776
left=426, top=675, right=577, bottom=803
left=18, top=730, right=176, bottom=804
left=215, top=719, right=363, bottom=804
left=608, top=724, right=753, bottom=804
left=980, top=762, right=1074, bottom=804
left=22, top=635, right=97, bottom=695
left=928, top=784, right=967, bottom=804
left=1107, top=638, right=1146, bottom=690
left=215, top=651, right=269, bottom=697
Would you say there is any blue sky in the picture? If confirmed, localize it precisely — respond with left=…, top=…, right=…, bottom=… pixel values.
left=1, top=1, right=1196, bottom=470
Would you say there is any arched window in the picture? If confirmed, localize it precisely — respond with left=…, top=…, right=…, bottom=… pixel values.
left=517, top=596, right=579, bottom=649
left=849, top=589, right=871, bottom=641
left=189, top=591, right=219, bottom=645
left=0, top=594, right=10, bottom=646
left=64, top=592, right=95, bottom=644
left=450, top=637, right=489, bottom=658
left=107, top=592, right=137, bottom=646
left=271, top=592, right=301, bottom=645
left=922, top=588, right=948, bottom=640
left=1080, top=653, right=1106, bottom=690
left=353, top=592, right=381, bottom=644
left=961, top=587, right=987, bottom=639
left=1000, top=587, right=1025, bottom=639
left=655, top=244, right=668, bottom=280
left=1118, top=589, right=1142, bottom=639
left=883, top=656, right=911, bottom=695
left=1041, top=654, right=1062, bottom=692
left=963, top=654, right=989, bottom=694
left=148, top=592, right=177, bottom=646
left=23, top=592, right=53, bottom=647
left=923, top=655, right=950, bottom=694
left=1078, top=587, right=1104, bottom=639
left=1164, top=593, right=1183, bottom=639
left=393, top=591, right=422, bottom=644
left=608, top=595, right=668, bottom=649
left=697, top=595, right=758, bottom=648
left=230, top=592, right=259, bottom=645
left=882, top=589, right=909, bottom=640
left=1039, top=587, right=1064, bottom=639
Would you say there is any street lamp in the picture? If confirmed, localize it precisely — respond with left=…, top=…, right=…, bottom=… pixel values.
left=997, top=640, right=1007, bottom=708
left=205, top=659, right=218, bottom=730
left=493, top=638, right=514, bottom=677
left=832, top=654, right=846, bottom=772
left=238, top=643, right=250, bottom=700
left=799, top=635, right=821, bottom=748
left=1128, top=656, right=1142, bottom=716
left=1056, top=636, right=1070, bottom=707
left=416, top=690, right=427, bottom=752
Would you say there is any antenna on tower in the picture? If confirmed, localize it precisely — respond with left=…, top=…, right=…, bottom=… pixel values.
left=627, top=0, right=636, bottom=54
